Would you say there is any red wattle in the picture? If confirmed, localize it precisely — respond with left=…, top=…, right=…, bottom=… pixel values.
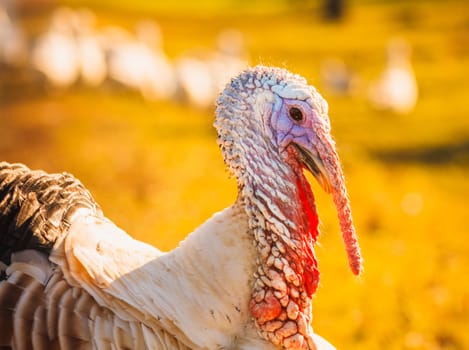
left=295, top=173, right=321, bottom=297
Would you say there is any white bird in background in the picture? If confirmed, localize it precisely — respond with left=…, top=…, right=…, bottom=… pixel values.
left=174, top=29, right=248, bottom=109
left=212, top=29, right=249, bottom=93
left=174, top=53, right=215, bottom=108
left=368, top=37, right=418, bottom=114
left=32, top=7, right=80, bottom=88
left=105, top=20, right=176, bottom=100
left=0, top=0, right=27, bottom=67
left=73, top=8, right=107, bottom=87
left=0, top=66, right=362, bottom=349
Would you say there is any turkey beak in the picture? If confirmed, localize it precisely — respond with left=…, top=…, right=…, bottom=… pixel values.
left=295, top=144, right=332, bottom=194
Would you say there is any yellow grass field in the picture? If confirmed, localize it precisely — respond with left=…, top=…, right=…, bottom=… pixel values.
left=1, top=0, right=468, bottom=348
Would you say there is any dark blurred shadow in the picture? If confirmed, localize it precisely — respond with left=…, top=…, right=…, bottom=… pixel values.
left=0, top=66, right=47, bottom=105
left=372, top=139, right=469, bottom=166
left=323, top=0, right=346, bottom=21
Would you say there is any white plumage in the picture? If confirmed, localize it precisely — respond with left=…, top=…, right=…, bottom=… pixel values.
left=0, top=66, right=362, bottom=349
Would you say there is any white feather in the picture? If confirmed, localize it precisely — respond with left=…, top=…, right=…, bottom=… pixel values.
left=50, top=205, right=281, bottom=349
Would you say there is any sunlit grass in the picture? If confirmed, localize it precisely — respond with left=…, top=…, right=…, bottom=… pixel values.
left=1, top=0, right=468, bottom=349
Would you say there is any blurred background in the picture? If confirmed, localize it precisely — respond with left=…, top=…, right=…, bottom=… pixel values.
left=0, top=0, right=468, bottom=348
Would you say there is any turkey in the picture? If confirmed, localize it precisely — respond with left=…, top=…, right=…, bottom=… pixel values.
left=368, top=37, right=418, bottom=114
left=174, top=29, right=248, bottom=109
left=0, top=0, right=27, bottom=68
left=73, top=8, right=107, bottom=87
left=32, top=7, right=81, bottom=88
left=103, top=20, right=177, bottom=101
left=0, top=65, right=362, bottom=350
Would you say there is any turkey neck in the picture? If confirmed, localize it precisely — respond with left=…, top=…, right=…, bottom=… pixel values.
left=215, top=68, right=325, bottom=349
left=237, top=139, right=320, bottom=349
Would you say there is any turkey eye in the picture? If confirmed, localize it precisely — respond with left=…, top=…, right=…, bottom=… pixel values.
left=289, top=107, right=304, bottom=122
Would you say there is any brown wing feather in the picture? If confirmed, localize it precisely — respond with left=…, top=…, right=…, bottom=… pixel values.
left=0, top=255, right=105, bottom=349
left=0, top=162, right=102, bottom=266
left=0, top=163, right=193, bottom=349
left=0, top=257, right=194, bottom=349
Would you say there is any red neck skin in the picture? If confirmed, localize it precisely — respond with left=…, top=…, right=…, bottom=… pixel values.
left=246, top=146, right=321, bottom=349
